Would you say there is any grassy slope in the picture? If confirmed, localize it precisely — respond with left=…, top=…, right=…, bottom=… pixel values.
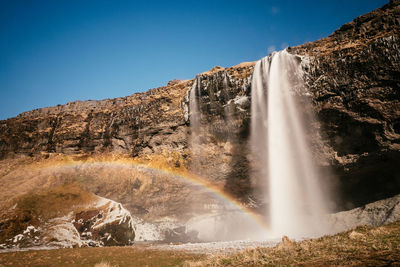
left=1, top=220, right=399, bottom=266
left=0, top=184, right=97, bottom=244
left=185, top=220, right=400, bottom=267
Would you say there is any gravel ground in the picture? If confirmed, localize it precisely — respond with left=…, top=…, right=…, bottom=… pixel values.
left=152, top=239, right=281, bottom=254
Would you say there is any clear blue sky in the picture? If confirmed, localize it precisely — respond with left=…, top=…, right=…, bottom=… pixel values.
left=0, top=0, right=387, bottom=120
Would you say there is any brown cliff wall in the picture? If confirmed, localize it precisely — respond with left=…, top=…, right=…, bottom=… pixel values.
left=0, top=80, right=190, bottom=158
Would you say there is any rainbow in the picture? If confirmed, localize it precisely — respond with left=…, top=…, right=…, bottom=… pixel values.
left=38, top=157, right=270, bottom=232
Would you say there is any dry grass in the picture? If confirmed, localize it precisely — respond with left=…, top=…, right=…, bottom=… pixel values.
left=94, top=261, right=116, bottom=267
left=0, top=184, right=96, bottom=243
left=0, top=246, right=204, bottom=267
left=184, top=220, right=400, bottom=266
left=0, top=153, right=188, bottom=209
left=15, top=184, right=96, bottom=220
left=0, top=153, right=234, bottom=223
left=1, top=221, right=399, bottom=266
left=0, top=153, right=232, bottom=234
left=0, top=153, right=185, bottom=210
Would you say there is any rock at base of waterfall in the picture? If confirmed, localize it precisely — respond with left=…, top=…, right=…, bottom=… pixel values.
left=163, top=226, right=200, bottom=243
left=327, top=194, right=400, bottom=233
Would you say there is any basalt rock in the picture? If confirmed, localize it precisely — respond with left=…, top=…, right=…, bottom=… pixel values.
left=292, top=0, right=400, bottom=209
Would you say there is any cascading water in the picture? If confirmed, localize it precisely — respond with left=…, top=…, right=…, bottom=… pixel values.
left=189, top=75, right=202, bottom=136
left=188, top=75, right=203, bottom=174
left=251, top=50, right=331, bottom=238
left=187, top=73, right=269, bottom=242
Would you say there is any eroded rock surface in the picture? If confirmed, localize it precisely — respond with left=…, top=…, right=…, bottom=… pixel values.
left=292, top=0, right=400, bottom=208
left=0, top=81, right=190, bottom=159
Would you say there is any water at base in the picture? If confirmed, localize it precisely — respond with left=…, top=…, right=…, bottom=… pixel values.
left=251, top=50, right=331, bottom=239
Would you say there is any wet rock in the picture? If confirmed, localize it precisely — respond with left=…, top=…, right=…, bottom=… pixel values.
left=163, top=226, right=199, bottom=243
left=327, top=194, right=400, bottom=233
left=290, top=1, right=400, bottom=209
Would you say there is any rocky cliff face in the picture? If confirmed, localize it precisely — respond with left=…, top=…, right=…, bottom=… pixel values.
left=0, top=80, right=190, bottom=158
left=292, top=0, right=400, bottom=208
left=180, top=0, right=400, bottom=210
left=0, top=0, right=399, bottom=221
left=185, top=0, right=400, bottom=209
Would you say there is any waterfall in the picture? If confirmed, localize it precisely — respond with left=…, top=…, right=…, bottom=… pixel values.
left=187, top=73, right=269, bottom=242
left=251, top=50, right=331, bottom=238
left=189, top=75, right=201, bottom=136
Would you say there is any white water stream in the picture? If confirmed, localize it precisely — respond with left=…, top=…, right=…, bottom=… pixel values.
left=251, top=50, right=331, bottom=238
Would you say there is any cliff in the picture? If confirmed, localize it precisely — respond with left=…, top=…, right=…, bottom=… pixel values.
left=0, top=0, right=399, bottom=222
left=0, top=80, right=190, bottom=157
left=292, top=0, right=400, bottom=208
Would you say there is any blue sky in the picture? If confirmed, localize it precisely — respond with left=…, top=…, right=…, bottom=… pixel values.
left=0, top=0, right=387, bottom=120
